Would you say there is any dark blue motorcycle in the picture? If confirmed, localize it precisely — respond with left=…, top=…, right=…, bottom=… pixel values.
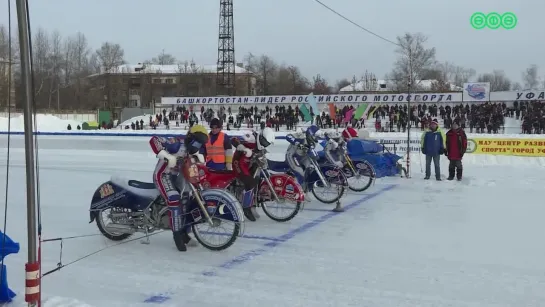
left=267, top=144, right=347, bottom=204
left=89, top=154, right=245, bottom=251
left=317, top=136, right=376, bottom=192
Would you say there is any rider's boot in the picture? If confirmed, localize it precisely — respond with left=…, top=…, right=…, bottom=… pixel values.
left=241, top=189, right=256, bottom=221
left=168, top=206, right=187, bottom=252
left=180, top=192, right=198, bottom=247
left=302, top=169, right=312, bottom=203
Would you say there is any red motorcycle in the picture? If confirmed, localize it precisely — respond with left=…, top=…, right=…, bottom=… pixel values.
left=196, top=149, right=305, bottom=222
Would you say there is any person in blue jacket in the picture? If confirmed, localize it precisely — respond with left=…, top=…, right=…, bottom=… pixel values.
left=420, top=118, right=446, bottom=181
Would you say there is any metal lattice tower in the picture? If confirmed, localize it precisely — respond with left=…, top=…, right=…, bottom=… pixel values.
left=216, top=0, right=236, bottom=96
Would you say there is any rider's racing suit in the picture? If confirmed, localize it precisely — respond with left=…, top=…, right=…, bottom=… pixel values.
left=149, top=136, right=189, bottom=234
left=285, top=132, right=314, bottom=186
left=323, top=136, right=346, bottom=168
left=231, top=137, right=260, bottom=220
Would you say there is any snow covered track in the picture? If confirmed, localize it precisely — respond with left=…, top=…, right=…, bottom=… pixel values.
left=144, top=184, right=397, bottom=304
left=1, top=136, right=545, bottom=306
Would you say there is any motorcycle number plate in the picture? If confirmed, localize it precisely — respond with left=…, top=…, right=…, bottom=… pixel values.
left=190, top=208, right=202, bottom=222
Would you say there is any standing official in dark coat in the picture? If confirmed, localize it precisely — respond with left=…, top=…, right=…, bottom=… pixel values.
left=421, top=119, right=445, bottom=181
left=445, top=121, right=467, bottom=181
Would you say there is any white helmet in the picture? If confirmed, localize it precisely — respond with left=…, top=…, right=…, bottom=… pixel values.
left=258, top=127, right=275, bottom=150
left=239, top=131, right=256, bottom=143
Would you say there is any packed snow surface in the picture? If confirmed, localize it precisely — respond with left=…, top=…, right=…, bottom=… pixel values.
left=0, top=114, right=83, bottom=132
left=0, top=134, right=544, bottom=306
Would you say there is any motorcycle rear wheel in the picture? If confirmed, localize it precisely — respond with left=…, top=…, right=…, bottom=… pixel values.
left=95, top=207, right=133, bottom=241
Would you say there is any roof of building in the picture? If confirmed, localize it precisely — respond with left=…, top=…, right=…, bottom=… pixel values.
left=339, top=79, right=462, bottom=92
left=90, top=63, right=250, bottom=76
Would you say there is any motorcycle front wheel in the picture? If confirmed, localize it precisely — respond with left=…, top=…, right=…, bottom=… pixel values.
left=310, top=173, right=346, bottom=204
left=347, top=160, right=375, bottom=192
left=261, top=199, right=301, bottom=222
left=191, top=189, right=243, bottom=251
left=192, top=221, right=240, bottom=251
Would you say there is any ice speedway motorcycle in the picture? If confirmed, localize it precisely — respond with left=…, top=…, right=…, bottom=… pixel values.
left=89, top=152, right=245, bottom=251
left=267, top=142, right=347, bottom=204
left=318, top=133, right=376, bottom=193
left=197, top=135, right=305, bottom=222
left=267, top=135, right=376, bottom=204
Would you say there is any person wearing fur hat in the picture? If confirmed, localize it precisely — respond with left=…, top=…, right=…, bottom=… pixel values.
left=420, top=118, right=446, bottom=180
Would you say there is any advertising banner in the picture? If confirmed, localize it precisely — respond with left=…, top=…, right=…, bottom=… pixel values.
left=466, top=138, right=545, bottom=156
left=463, top=82, right=490, bottom=102
left=376, top=137, right=422, bottom=154
left=161, top=92, right=463, bottom=105
left=490, top=90, right=545, bottom=101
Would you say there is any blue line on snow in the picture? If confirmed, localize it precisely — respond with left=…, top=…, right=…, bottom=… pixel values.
left=142, top=184, right=396, bottom=304
left=201, top=232, right=282, bottom=242
left=203, top=184, right=397, bottom=273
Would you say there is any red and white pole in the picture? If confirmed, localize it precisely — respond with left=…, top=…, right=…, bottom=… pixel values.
left=25, top=262, right=40, bottom=304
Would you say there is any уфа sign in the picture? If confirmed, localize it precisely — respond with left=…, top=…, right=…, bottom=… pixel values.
left=490, top=90, right=545, bottom=101
left=161, top=92, right=463, bottom=105
left=467, top=138, right=545, bottom=156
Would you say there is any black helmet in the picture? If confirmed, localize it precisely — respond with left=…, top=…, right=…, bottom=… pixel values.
left=210, top=118, right=222, bottom=129
left=184, top=125, right=209, bottom=154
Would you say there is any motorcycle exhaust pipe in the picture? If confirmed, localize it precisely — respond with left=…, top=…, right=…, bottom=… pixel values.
left=110, top=211, right=143, bottom=219
left=105, top=223, right=136, bottom=234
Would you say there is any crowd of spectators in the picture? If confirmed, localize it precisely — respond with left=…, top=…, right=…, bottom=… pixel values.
left=135, top=100, right=541, bottom=134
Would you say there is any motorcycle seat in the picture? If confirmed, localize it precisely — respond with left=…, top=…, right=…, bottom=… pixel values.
left=110, top=176, right=160, bottom=200
left=207, top=168, right=234, bottom=174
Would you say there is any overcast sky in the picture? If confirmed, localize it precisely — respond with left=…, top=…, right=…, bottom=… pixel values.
left=0, top=0, right=543, bottom=84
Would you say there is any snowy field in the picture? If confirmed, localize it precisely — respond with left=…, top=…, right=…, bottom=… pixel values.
left=0, top=134, right=544, bottom=306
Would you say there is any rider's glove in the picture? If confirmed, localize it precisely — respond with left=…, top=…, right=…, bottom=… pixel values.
left=157, top=150, right=177, bottom=168
left=335, top=161, right=344, bottom=168
left=243, top=148, right=253, bottom=158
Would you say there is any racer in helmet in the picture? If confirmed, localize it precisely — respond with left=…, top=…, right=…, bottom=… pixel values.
left=285, top=124, right=320, bottom=190
left=323, top=131, right=346, bottom=168
left=342, top=126, right=358, bottom=141
left=149, top=124, right=209, bottom=252
left=230, top=127, right=275, bottom=221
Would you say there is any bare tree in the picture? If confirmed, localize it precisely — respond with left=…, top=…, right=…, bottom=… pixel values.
left=177, top=60, right=191, bottom=73
left=477, top=70, right=511, bottom=91
left=95, top=42, right=125, bottom=73
left=451, top=65, right=476, bottom=87
left=335, top=78, right=350, bottom=92
left=360, top=71, right=378, bottom=91
left=64, top=32, right=91, bottom=108
left=390, top=32, right=436, bottom=91
left=311, top=74, right=330, bottom=94
left=522, top=64, right=540, bottom=89
left=48, top=30, right=64, bottom=109
left=151, top=50, right=176, bottom=65
left=256, top=55, right=277, bottom=95
left=512, top=82, right=522, bottom=90
left=274, top=65, right=293, bottom=94
left=31, top=27, right=53, bottom=103
left=350, top=75, right=358, bottom=91
left=286, top=65, right=309, bottom=94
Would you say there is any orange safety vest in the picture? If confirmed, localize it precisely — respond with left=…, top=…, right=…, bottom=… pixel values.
left=205, top=132, right=226, bottom=164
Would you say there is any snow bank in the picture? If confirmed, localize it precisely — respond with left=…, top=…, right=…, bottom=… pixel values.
left=0, top=114, right=83, bottom=132
left=118, top=114, right=153, bottom=127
